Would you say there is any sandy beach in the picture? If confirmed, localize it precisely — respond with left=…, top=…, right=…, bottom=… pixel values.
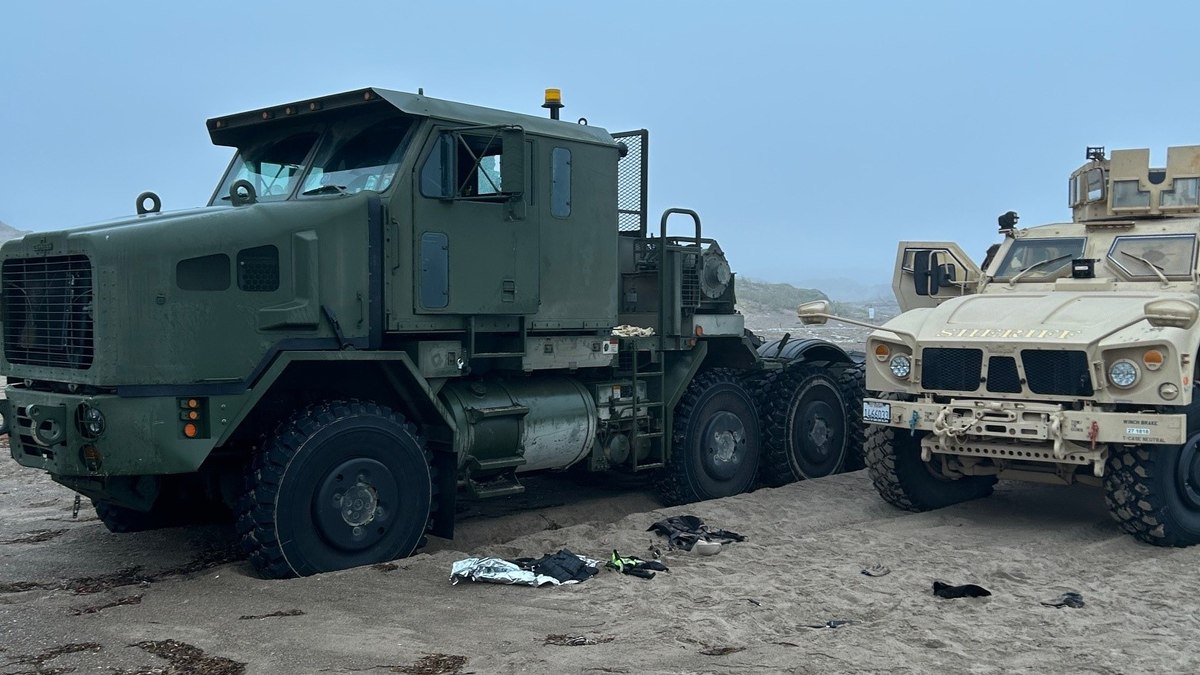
left=3, top=446, right=1199, bottom=675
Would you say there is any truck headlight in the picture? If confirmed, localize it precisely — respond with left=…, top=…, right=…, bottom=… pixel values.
left=1108, top=359, right=1140, bottom=389
left=76, top=404, right=106, bottom=439
left=889, top=354, right=912, bottom=379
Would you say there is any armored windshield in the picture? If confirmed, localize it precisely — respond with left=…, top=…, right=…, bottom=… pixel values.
left=1107, top=234, right=1197, bottom=280
left=211, top=112, right=415, bottom=204
left=992, top=237, right=1086, bottom=281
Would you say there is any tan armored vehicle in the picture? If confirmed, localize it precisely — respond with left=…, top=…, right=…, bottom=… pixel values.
left=801, top=145, right=1200, bottom=547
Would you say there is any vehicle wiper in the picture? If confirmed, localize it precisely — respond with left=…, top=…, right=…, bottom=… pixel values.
left=301, top=185, right=348, bottom=196
left=1121, top=250, right=1170, bottom=285
left=1007, top=253, right=1074, bottom=287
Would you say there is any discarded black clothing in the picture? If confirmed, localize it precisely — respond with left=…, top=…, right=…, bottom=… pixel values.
left=607, top=550, right=669, bottom=579
left=517, top=549, right=599, bottom=584
left=932, top=580, right=991, bottom=599
left=647, top=515, right=745, bottom=551
left=1041, top=592, right=1085, bottom=609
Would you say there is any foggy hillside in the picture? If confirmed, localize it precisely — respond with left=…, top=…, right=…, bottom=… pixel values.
left=0, top=219, right=24, bottom=242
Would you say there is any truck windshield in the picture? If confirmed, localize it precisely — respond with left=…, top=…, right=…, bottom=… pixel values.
left=299, top=116, right=414, bottom=196
left=211, top=112, right=415, bottom=204
left=214, top=132, right=319, bottom=203
left=992, top=237, right=1086, bottom=281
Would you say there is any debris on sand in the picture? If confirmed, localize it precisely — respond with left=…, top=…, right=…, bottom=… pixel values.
left=545, top=634, right=615, bottom=647
left=237, top=609, right=306, bottom=620
left=391, top=653, right=468, bottom=674
left=1041, top=591, right=1085, bottom=609
left=132, top=639, right=246, bottom=675
left=4, top=642, right=102, bottom=668
left=932, top=581, right=992, bottom=599
left=71, top=594, right=143, bottom=615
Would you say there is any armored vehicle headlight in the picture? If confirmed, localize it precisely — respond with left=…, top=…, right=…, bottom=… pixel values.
left=76, top=404, right=106, bottom=439
left=1108, top=359, right=1140, bottom=389
left=1142, top=349, right=1165, bottom=371
left=889, top=354, right=912, bottom=379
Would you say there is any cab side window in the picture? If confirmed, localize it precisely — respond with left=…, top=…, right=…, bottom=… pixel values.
left=419, top=132, right=505, bottom=201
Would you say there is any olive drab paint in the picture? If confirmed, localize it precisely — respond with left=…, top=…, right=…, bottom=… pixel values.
left=0, top=87, right=861, bottom=575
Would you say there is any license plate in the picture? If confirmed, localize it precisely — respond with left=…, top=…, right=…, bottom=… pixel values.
left=863, top=400, right=892, bottom=424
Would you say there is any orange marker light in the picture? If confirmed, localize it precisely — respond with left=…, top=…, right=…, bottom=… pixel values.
left=1143, top=349, right=1165, bottom=371
left=187, top=399, right=199, bottom=409
left=873, top=344, right=891, bottom=361
left=183, top=423, right=198, bottom=438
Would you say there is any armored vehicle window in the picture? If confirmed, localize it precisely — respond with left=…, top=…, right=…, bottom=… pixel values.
left=216, top=132, right=318, bottom=202
left=1107, top=234, right=1196, bottom=280
left=551, top=147, right=571, bottom=218
left=992, top=237, right=1086, bottom=281
left=1069, top=168, right=1105, bottom=206
left=1160, top=178, right=1200, bottom=208
left=300, top=116, right=413, bottom=196
left=1112, top=180, right=1151, bottom=208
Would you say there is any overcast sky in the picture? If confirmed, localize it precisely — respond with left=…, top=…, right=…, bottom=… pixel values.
left=2, top=1, right=1198, bottom=287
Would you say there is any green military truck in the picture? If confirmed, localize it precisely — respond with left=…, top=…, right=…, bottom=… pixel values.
left=801, top=145, right=1200, bottom=547
left=1, top=88, right=864, bottom=577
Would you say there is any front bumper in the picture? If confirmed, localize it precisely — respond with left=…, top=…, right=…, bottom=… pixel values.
left=3, top=387, right=220, bottom=477
left=864, top=396, right=1187, bottom=474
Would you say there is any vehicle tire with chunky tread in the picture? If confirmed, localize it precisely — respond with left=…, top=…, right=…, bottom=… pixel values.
left=759, top=365, right=853, bottom=486
left=1104, top=441, right=1200, bottom=547
left=837, top=360, right=867, bottom=471
left=865, top=394, right=996, bottom=511
left=236, top=400, right=434, bottom=578
left=658, top=368, right=762, bottom=505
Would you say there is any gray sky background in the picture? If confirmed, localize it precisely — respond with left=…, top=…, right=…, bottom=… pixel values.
left=2, top=1, right=1198, bottom=289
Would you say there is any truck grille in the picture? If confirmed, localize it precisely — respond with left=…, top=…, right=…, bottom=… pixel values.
left=921, top=347, right=982, bottom=391
left=986, top=356, right=1022, bottom=393
left=1022, top=350, right=1093, bottom=397
left=2, top=255, right=95, bottom=370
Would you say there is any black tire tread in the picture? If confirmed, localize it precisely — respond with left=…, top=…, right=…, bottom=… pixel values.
left=657, top=368, right=757, bottom=506
left=837, top=361, right=867, bottom=471
left=758, top=365, right=846, bottom=486
left=864, top=392, right=996, bottom=512
left=235, top=399, right=433, bottom=579
left=1104, top=445, right=1200, bottom=547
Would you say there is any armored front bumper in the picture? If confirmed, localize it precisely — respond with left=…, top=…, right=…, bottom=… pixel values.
left=863, top=396, right=1187, bottom=473
left=2, top=387, right=221, bottom=477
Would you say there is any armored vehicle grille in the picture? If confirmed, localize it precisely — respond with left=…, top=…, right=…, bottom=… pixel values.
left=921, top=347, right=982, bottom=391
left=2, top=255, right=94, bottom=370
left=986, top=356, right=1022, bottom=393
left=1021, top=350, right=1093, bottom=397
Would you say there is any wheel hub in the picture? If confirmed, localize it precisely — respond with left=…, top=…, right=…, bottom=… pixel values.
left=339, top=484, right=378, bottom=527
left=314, top=457, right=396, bottom=552
left=702, top=411, right=747, bottom=480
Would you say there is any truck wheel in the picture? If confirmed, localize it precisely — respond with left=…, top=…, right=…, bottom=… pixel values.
left=760, top=365, right=850, bottom=486
left=237, top=400, right=433, bottom=578
left=658, top=369, right=761, bottom=505
left=865, top=397, right=996, bottom=511
left=1104, top=440, right=1200, bottom=547
left=837, top=361, right=867, bottom=471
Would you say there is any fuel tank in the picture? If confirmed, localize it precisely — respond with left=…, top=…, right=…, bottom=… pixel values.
left=440, top=376, right=598, bottom=474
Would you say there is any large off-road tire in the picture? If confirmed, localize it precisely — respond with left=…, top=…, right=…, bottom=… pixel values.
left=237, top=400, right=433, bottom=578
left=658, top=369, right=762, bottom=505
left=865, top=395, right=996, bottom=511
left=759, top=365, right=853, bottom=486
left=837, top=361, right=867, bottom=471
left=1105, top=441, right=1200, bottom=547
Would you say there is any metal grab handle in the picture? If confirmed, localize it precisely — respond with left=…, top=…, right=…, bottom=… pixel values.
left=659, top=208, right=702, bottom=248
